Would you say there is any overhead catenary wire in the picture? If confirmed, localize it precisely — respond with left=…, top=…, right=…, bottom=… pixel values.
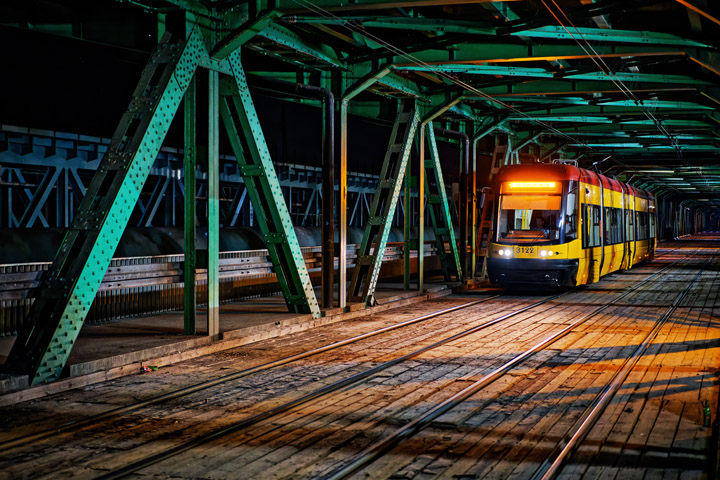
left=541, top=0, right=714, bottom=195
left=288, top=0, right=713, bottom=210
left=286, top=0, right=613, bottom=155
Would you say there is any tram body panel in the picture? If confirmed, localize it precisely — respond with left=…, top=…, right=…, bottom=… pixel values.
left=487, top=163, right=657, bottom=289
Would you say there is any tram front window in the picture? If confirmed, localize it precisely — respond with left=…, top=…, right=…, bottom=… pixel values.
left=496, top=194, right=561, bottom=244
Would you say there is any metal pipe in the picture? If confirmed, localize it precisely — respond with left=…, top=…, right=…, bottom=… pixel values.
left=247, top=76, right=335, bottom=309
left=434, top=127, right=469, bottom=281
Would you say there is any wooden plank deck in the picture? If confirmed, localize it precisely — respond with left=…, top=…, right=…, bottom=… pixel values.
left=0, top=238, right=717, bottom=479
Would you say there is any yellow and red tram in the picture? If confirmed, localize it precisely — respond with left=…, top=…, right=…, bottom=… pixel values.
left=486, top=162, right=657, bottom=288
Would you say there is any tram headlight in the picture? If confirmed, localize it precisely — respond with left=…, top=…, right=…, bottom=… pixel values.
left=498, top=249, right=505, bottom=256
left=540, top=250, right=547, bottom=257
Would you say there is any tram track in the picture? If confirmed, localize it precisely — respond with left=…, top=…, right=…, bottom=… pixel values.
left=88, top=259, right=690, bottom=479
left=0, top=251, right=709, bottom=480
left=0, top=295, right=503, bottom=451
left=533, top=266, right=712, bottom=479
left=319, top=260, right=691, bottom=480
left=94, top=293, right=570, bottom=480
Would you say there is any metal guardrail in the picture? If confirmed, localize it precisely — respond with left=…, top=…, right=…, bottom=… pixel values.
left=0, top=243, right=436, bottom=336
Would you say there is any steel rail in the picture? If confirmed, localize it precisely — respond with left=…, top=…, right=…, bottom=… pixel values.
left=532, top=268, right=706, bottom=480
left=320, top=260, right=682, bottom=480
left=0, top=296, right=499, bottom=450
left=96, top=294, right=567, bottom=480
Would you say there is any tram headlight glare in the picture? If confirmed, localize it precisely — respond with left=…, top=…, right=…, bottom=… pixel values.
left=498, top=249, right=505, bottom=256
left=548, top=251, right=554, bottom=256
left=540, top=250, right=547, bottom=257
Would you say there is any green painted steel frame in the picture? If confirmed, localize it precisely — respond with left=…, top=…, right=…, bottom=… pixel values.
left=4, top=30, right=205, bottom=384
left=423, top=124, right=462, bottom=281
left=3, top=20, right=332, bottom=382
left=348, top=99, right=419, bottom=306
left=183, top=75, right=197, bottom=335
left=221, top=51, right=321, bottom=318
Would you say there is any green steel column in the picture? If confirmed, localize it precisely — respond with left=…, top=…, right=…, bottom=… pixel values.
left=339, top=100, right=348, bottom=309
left=403, top=160, right=411, bottom=290
left=207, top=70, right=220, bottom=338
left=470, top=134, right=478, bottom=280
left=339, top=66, right=393, bottom=307
left=184, top=75, right=197, bottom=335
left=417, top=126, right=425, bottom=292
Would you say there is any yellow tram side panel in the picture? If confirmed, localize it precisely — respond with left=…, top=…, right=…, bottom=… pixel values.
left=576, top=183, right=640, bottom=285
left=577, top=181, right=601, bottom=285
left=602, top=187, right=625, bottom=277
left=622, top=190, right=635, bottom=270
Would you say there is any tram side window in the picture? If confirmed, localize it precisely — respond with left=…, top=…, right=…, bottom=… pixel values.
left=636, top=211, right=648, bottom=241
left=565, top=189, right=577, bottom=240
left=604, top=207, right=623, bottom=245
left=582, top=204, right=601, bottom=248
left=650, top=212, right=656, bottom=238
left=626, top=210, right=634, bottom=241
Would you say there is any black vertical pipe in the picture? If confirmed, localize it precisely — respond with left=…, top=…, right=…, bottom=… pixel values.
left=247, top=76, right=335, bottom=308
left=434, top=127, right=469, bottom=280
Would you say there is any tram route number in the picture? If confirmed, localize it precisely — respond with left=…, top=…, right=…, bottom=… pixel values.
left=516, top=246, right=535, bottom=254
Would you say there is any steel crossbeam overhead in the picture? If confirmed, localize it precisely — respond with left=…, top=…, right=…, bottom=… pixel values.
left=348, top=100, right=419, bottom=306
left=398, top=64, right=711, bottom=85
left=423, top=124, right=462, bottom=282
left=220, top=52, right=320, bottom=318
left=3, top=30, right=204, bottom=384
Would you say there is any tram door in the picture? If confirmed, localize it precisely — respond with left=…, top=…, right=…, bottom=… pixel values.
left=625, top=209, right=635, bottom=269
left=582, top=204, right=602, bottom=283
left=649, top=211, right=656, bottom=259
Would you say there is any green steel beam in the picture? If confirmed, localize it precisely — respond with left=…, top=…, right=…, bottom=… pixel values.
left=399, top=64, right=712, bottom=85
left=222, top=51, right=321, bottom=318
left=597, top=145, right=720, bottom=151
left=289, top=17, right=709, bottom=47
left=493, top=97, right=714, bottom=110
left=258, top=23, right=344, bottom=68
left=288, top=15, right=496, bottom=35
left=360, top=44, right=703, bottom=66
left=346, top=63, right=421, bottom=97
left=344, top=64, right=393, bottom=100
left=2, top=30, right=204, bottom=384
left=211, top=10, right=283, bottom=59
left=510, top=25, right=710, bottom=48
left=448, top=103, right=478, bottom=121
left=279, top=0, right=507, bottom=11
left=421, top=95, right=464, bottom=124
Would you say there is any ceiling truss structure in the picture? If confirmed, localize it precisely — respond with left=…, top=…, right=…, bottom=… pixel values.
left=3, top=0, right=720, bottom=211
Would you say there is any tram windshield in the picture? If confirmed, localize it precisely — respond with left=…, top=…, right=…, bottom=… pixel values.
left=494, top=180, right=575, bottom=245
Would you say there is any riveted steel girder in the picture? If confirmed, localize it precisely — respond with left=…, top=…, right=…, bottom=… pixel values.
left=221, top=52, right=321, bottom=318
left=348, top=100, right=419, bottom=306
left=3, top=30, right=204, bottom=384
left=424, top=124, right=462, bottom=281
